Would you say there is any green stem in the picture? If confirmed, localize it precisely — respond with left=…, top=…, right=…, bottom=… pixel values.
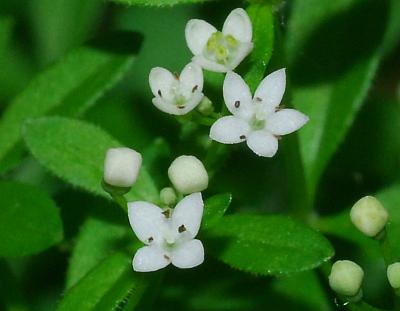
left=112, top=193, right=128, bottom=213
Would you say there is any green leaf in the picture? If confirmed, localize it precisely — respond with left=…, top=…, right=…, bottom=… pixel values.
left=202, top=193, right=232, bottom=230
left=243, top=3, right=274, bottom=92
left=66, top=218, right=132, bottom=288
left=31, top=0, right=104, bottom=65
left=0, top=181, right=63, bottom=257
left=206, top=214, right=334, bottom=275
left=286, top=0, right=391, bottom=197
left=22, top=116, right=158, bottom=202
left=57, top=253, right=147, bottom=311
left=0, top=31, right=142, bottom=173
left=110, top=0, right=215, bottom=7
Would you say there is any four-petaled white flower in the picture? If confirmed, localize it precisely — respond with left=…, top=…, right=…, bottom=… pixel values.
left=129, top=192, right=204, bottom=272
left=210, top=69, right=309, bottom=157
left=149, top=62, right=204, bottom=115
left=185, top=8, right=253, bottom=73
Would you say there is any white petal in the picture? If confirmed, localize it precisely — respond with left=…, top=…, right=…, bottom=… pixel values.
left=226, top=42, right=253, bottom=71
left=172, top=192, right=203, bottom=238
left=266, top=109, right=309, bottom=135
left=171, top=239, right=204, bottom=269
left=128, top=201, right=166, bottom=244
left=152, top=92, right=203, bottom=116
left=254, top=69, right=286, bottom=112
left=247, top=130, right=278, bottom=157
left=133, top=245, right=170, bottom=272
left=223, top=71, right=253, bottom=119
left=179, top=62, right=203, bottom=93
left=149, top=67, right=175, bottom=99
left=222, top=8, right=252, bottom=43
left=210, top=116, right=250, bottom=144
left=192, top=55, right=228, bottom=73
left=185, top=19, right=217, bottom=56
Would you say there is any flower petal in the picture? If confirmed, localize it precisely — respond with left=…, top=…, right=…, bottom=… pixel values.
left=172, top=192, right=203, bottom=238
left=210, top=116, right=250, bottom=144
left=185, top=19, right=217, bottom=56
left=266, top=109, right=309, bottom=136
left=226, top=42, right=253, bottom=71
left=192, top=55, right=228, bottom=73
left=223, top=71, right=253, bottom=119
left=128, top=201, right=166, bottom=244
left=179, top=62, right=204, bottom=93
left=222, top=8, right=252, bottom=43
left=171, top=239, right=204, bottom=269
left=254, top=69, right=286, bottom=113
left=247, top=130, right=278, bottom=157
left=149, top=67, right=175, bottom=99
left=133, top=245, right=170, bottom=272
left=152, top=92, right=203, bottom=116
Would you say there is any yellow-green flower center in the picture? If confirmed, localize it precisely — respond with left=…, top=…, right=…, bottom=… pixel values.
left=206, top=32, right=238, bottom=64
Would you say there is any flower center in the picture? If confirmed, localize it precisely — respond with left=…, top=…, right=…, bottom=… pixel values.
left=250, top=101, right=267, bottom=130
left=170, top=81, right=190, bottom=109
left=205, top=32, right=239, bottom=65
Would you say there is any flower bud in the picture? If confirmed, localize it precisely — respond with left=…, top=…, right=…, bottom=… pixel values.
left=329, top=260, right=364, bottom=299
left=168, top=155, right=208, bottom=194
left=350, top=196, right=389, bottom=237
left=387, top=262, right=400, bottom=289
left=160, top=187, right=177, bottom=206
left=197, top=96, right=214, bottom=116
left=103, top=147, right=142, bottom=188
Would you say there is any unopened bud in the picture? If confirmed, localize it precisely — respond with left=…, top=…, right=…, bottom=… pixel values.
left=168, top=155, right=208, bottom=194
left=387, top=262, right=400, bottom=290
left=103, top=147, right=142, bottom=188
left=197, top=96, right=214, bottom=116
left=160, top=187, right=177, bottom=206
left=350, top=196, right=389, bottom=238
left=329, top=260, right=364, bottom=299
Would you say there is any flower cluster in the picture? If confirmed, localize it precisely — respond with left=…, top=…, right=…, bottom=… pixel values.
left=149, top=8, right=309, bottom=157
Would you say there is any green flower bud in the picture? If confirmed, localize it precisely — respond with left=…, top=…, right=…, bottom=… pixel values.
left=329, top=260, right=364, bottom=299
left=387, top=262, right=400, bottom=290
left=160, top=187, right=177, bottom=206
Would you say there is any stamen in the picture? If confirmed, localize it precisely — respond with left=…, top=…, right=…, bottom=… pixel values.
left=162, top=209, right=171, bottom=218
left=157, top=90, right=162, bottom=97
left=174, top=72, right=180, bottom=79
left=164, top=254, right=171, bottom=260
left=240, top=135, right=246, bottom=140
left=234, top=100, right=240, bottom=108
left=178, top=224, right=186, bottom=233
left=255, top=97, right=262, bottom=102
left=192, top=85, right=199, bottom=93
left=148, top=237, right=154, bottom=243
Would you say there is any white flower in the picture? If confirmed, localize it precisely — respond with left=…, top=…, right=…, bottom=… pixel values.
left=103, top=147, right=142, bottom=188
left=149, top=62, right=204, bottom=115
left=350, top=196, right=389, bottom=238
left=128, top=192, right=204, bottom=272
left=329, top=260, right=364, bottom=299
left=168, top=155, right=209, bottom=194
left=210, top=69, right=309, bottom=157
left=185, top=8, right=253, bottom=72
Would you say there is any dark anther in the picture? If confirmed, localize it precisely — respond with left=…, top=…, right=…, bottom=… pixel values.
left=240, top=135, right=246, bottom=139
left=174, top=72, right=180, bottom=79
left=162, top=209, right=171, bottom=218
left=255, top=97, right=262, bottom=102
left=234, top=100, right=240, bottom=108
left=158, top=90, right=162, bottom=97
left=192, top=85, right=198, bottom=93
left=164, top=254, right=171, bottom=260
left=178, top=224, right=187, bottom=233
left=148, top=237, right=154, bottom=243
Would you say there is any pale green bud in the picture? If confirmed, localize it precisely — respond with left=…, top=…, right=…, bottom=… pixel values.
left=387, top=262, right=400, bottom=289
left=350, top=196, right=389, bottom=237
left=197, top=96, right=214, bottom=116
left=168, top=155, right=208, bottom=194
left=329, top=260, right=364, bottom=299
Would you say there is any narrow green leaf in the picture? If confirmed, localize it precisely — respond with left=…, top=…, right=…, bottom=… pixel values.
left=244, top=3, right=274, bottom=92
left=110, top=0, right=215, bottom=7
left=206, top=214, right=334, bottom=275
left=57, top=253, right=147, bottom=311
left=0, top=181, right=63, bottom=257
left=66, top=218, right=132, bottom=288
left=0, top=31, right=142, bottom=173
left=202, top=193, right=232, bottom=230
left=22, top=117, right=158, bottom=202
left=286, top=0, right=391, bottom=196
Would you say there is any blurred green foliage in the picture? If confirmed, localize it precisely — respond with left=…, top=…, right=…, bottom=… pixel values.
left=0, top=0, right=399, bottom=310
